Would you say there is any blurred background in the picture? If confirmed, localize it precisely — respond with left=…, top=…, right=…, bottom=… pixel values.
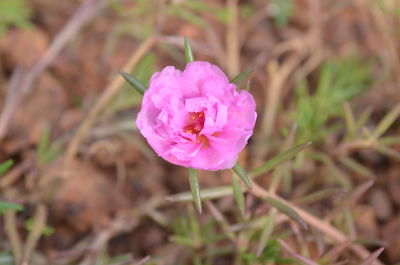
left=0, top=0, right=400, bottom=264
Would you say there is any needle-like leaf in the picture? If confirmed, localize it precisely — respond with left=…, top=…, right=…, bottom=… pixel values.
left=256, top=209, right=277, bottom=257
left=184, top=36, right=194, bottom=63
left=232, top=176, right=246, bottom=218
left=232, top=163, right=252, bottom=190
left=188, top=168, right=202, bottom=213
left=250, top=142, right=311, bottom=177
left=373, top=103, right=400, bottom=139
left=265, top=197, right=308, bottom=230
left=118, top=70, right=147, bottom=95
left=360, top=247, right=384, bottom=265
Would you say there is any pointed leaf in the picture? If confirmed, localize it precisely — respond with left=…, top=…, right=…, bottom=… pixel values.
left=0, top=160, right=13, bottom=176
left=265, top=197, right=308, bottom=230
left=119, top=70, right=147, bottom=95
left=250, top=142, right=312, bottom=177
left=189, top=168, right=202, bottom=213
left=256, top=209, right=277, bottom=257
left=232, top=163, right=252, bottom=190
left=346, top=180, right=374, bottom=207
left=232, top=176, right=245, bottom=218
left=184, top=36, right=194, bottom=63
left=230, top=68, right=253, bottom=87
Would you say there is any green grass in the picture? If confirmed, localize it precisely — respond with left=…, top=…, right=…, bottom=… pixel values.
left=0, top=0, right=31, bottom=37
left=293, top=55, right=373, bottom=143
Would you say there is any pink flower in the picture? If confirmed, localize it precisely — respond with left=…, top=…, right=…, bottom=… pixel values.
left=136, top=61, right=257, bottom=170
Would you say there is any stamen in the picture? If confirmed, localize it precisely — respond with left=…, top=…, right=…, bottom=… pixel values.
left=183, top=111, right=206, bottom=138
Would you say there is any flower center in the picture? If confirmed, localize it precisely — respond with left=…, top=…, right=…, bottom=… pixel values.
left=184, top=112, right=205, bottom=135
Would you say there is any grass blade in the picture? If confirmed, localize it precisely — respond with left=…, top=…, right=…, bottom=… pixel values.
left=206, top=201, right=236, bottom=242
left=377, top=145, right=400, bottom=160
left=232, top=163, right=252, bottom=190
left=250, top=142, right=312, bottom=177
left=230, top=68, right=253, bottom=87
left=37, top=127, right=50, bottom=158
left=0, top=160, right=13, bottom=176
left=343, top=102, right=356, bottom=139
left=360, top=247, right=384, bottom=265
left=184, top=36, right=194, bottom=63
left=379, top=136, right=400, bottom=145
left=232, top=176, right=245, bottom=218
left=321, top=241, right=351, bottom=263
left=294, top=188, right=344, bottom=205
left=278, top=239, right=318, bottom=265
left=265, top=197, right=308, bottom=230
left=373, top=103, right=400, bottom=138
left=256, top=209, right=277, bottom=257
left=169, top=235, right=198, bottom=248
left=119, top=70, right=147, bottom=95
left=189, top=168, right=202, bottom=213
left=339, top=156, right=375, bottom=179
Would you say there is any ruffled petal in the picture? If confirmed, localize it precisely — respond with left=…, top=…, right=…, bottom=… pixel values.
left=136, top=61, right=257, bottom=171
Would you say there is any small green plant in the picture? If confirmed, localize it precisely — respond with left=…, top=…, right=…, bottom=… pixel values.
left=0, top=0, right=31, bottom=37
left=169, top=207, right=233, bottom=264
left=24, top=219, right=54, bottom=237
left=168, top=0, right=230, bottom=26
left=293, top=56, right=373, bottom=142
left=270, top=0, right=294, bottom=27
left=241, top=239, right=294, bottom=265
left=36, top=126, right=62, bottom=165
left=107, top=0, right=154, bottom=40
left=0, top=200, right=23, bottom=214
